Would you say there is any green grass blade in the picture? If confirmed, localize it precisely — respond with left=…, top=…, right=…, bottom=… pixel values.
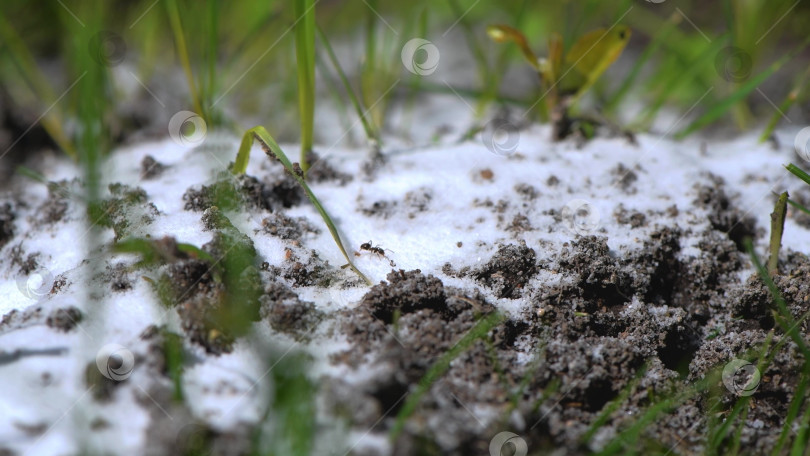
left=0, top=13, right=77, bottom=160
left=787, top=198, right=810, bottom=216
left=316, top=24, right=378, bottom=145
left=789, top=399, right=810, bottom=456
left=597, top=378, right=710, bottom=455
left=294, top=0, right=316, bottom=173
left=746, top=239, right=810, bottom=358
left=235, top=126, right=371, bottom=285
left=605, top=16, right=677, bottom=113
left=787, top=163, right=810, bottom=187
left=634, top=36, right=730, bottom=131
left=447, top=0, right=491, bottom=116
left=769, top=191, right=789, bottom=276
left=760, top=65, right=810, bottom=142
left=165, top=0, right=204, bottom=118
left=727, top=404, right=748, bottom=456
left=203, top=0, right=220, bottom=124
left=676, top=35, right=810, bottom=139
left=581, top=364, right=647, bottom=444
left=389, top=311, right=505, bottom=441
left=708, top=334, right=773, bottom=451
left=773, top=368, right=810, bottom=455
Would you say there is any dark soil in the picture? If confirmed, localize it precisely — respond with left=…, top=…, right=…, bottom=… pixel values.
left=3, top=129, right=808, bottom=456
left=140, top=155, right=167, bottom=180
left=694, top=173, right=758, bottom=251
left=38, top=180, right=72, bottom=225
left=472, top=242, right=537, bottom=299
left=304, top=151, right=353, bottom=185
left=260, top=281, right=323, bottom=341
left=324, top=174, right=810, bottom=455
left=260, top=212, right=320, bottom=240
left=0, top=202, right=15, bottom=248
left=89, top=183, right=159, bottom=241
left=45, top=306, right=83, bottom=332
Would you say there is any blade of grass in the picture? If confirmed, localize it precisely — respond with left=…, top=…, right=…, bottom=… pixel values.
left=760, top=65, right=810, bottom=142
left=772, top=366, right=810, bottom=455
left=604, top=14, right=678, bottom=113
left=316, top=24, right=378, bottom=146
left=769, top=191, right=788, bottom=276
left=294, top=0, right=316, bottom=173
left=0, top=13, right=77, bottom=160
left=745, top=238, right=810, bottom=358
left=315, top=52, right=354, bottom=139
left=202, top=0, right=220, bottom=125
left=676, top=34, right=810, bottom=139
left=788, top=198, right=810, bottom=216
left=708, top=332, right=773, bottom=452
left=447, top=0, right=494, bottom=117
left=361, top=0, right=379, bottom=131
left=234, top=126, right=370, bottom=285
left=726, top=404, right=748, bottom=456
left=633, top=36, right=730, bottom=131
left=787, top=163, right=810, bottom=187
left=789, top=399, right=810, bottom=456
left=399, top=7, right=430, bottom=139
left=581, top=364, right=647, bottom=445
left=389, top=311, right=505, bottom=441
left=597, top=375, right=713, bottom=456
left=165, top=0, right=204, bottom=118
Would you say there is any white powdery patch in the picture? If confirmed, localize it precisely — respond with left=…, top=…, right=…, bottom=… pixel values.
left=0, top=98, right=806, bottom=453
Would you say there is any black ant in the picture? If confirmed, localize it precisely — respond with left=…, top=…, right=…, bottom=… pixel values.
left=355, top=240, right=396, bottom=267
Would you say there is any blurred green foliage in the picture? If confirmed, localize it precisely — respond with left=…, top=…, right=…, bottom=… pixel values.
left=1, top=0, right=809, bottom=156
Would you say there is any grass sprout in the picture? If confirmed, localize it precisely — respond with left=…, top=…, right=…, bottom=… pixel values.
left=676, top=34, right=810, bottom=139
left=390, top=311, right=505, bottom=441
left=165, top=0, right=205, bottom=119
left=295, top=0, right=317, bottom=173
left=234, top=126, right=371, bottom=285
left=769, top=191, right=788, bottom=276
left=316, top=24, right=379, bottom=147
left=0, top=14, right=77, bottom=160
